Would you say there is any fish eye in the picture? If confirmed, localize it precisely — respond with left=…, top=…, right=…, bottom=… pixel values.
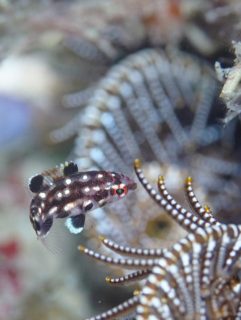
left=63, top=162, right=78, bottom=176
left=116, top=188, right=124, bottom=195
left=29, top=174, right=44, bottom=193
left=113, top=184, right=128, bottom=197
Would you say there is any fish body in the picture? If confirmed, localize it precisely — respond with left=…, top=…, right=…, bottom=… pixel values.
left=29, top=162, right=137, bottom=238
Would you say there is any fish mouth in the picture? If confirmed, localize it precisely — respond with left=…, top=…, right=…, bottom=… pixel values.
left=129, top=181, right=137, bottom=190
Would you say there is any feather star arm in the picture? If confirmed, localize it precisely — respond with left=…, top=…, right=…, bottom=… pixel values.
left=85, top=295, right=139, bottom=320
left=134, top=159, right=212, bottom=232
left=106, top=269, right=151, bottom=285
left=78, top=245, right=159, bottom=269
left=77, top=160, right=241, bottom=320
left=99, top=235, right=164, bottom=257
left=184, top=176, right=218, bottom=225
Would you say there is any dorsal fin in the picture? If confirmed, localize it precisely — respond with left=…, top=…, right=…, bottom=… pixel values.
left=29, top=174, right=44, bottom=193
left=63, top=162, right=78, bottom=176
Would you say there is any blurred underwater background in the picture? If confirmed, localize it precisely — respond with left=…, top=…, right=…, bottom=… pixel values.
left=1, top=0, right=241, bottom=319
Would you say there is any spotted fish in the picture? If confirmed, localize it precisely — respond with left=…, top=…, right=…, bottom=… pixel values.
left=29, top=162, right=137, bottom=238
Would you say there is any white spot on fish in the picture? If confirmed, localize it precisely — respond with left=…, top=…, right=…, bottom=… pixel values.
left=105, top=182, right=112, bottom=189
left=64, top=203, right=75, bottom=211
left=97, top=173, right=103, bottom=179
left=39, top=192, right=46, bottom=199
left=63, top=188, right=70, bottom=196
left=82, top=174, right=89, bottom=181
left=65, top=178, right=72, bottom=185
left=56, top=192, right=62, bottom=199
left=49, top=206, right=57, bottom=215
left=93, top=185, right=100, bottom=191
left=84, top=187, right=90, bottom=193
left=98, top=199, right=106, bottom=207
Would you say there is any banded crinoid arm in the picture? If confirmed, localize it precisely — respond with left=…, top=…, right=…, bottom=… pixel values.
left=158, top=175, right=218, bottom=226
left=137, top=224, right=241, bottom=320
left=134, top=159, right=212, bottom=233
left=99, top=235, right=164, bottom=258
left=78, top=245, right=160, bottom=270
left=85, top=295, right=139, bottom=320
left=106, top=269, right=151, bottom=285
left=223, top=225, right=241, bottom=274
left=78, top=167, right=241, bottom=319
left=78, top=235, right=165, bottom=288
left=137, top=230, right=205, bottom=319
left=184, top=176, right=218, bottom=225
left=197, top=224, right=241, bottom=317
left=79, top=235, right=164, bottom=286
left=79, top=227, right=241, bottom=319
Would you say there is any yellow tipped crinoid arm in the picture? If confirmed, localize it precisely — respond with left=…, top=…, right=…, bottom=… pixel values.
left=184, top=176, right=218, bottom=225
left=78, top=245, right=159, bottom=269
left=134, top=159, right=212, bottom=233
left=85, top=295, right=139, bottom=320
left=134, top=158, right=142, bottom=169
left=99, top=235, right=164, bottom=258
left=105, top=269, right=151, bottom=285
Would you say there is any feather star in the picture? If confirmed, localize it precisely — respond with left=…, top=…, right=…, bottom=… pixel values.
left=78, top=159, right=241, bottom=320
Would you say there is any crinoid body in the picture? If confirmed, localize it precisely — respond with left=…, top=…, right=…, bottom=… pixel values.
left=79, top=160, right=241, bottom=320
left=53, top=48, right=241, bottom=247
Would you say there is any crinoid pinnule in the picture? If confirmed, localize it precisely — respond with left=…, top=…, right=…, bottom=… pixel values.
left=78, top=160, right=241, bottom=320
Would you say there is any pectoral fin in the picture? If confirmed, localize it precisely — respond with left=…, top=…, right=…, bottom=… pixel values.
left=65, top=214, right=85, bottom=234
left=41, top=217, right=53, bottom=236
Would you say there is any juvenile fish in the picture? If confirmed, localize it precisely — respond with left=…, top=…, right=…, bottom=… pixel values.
left=29, top=162, right=137, bottom=238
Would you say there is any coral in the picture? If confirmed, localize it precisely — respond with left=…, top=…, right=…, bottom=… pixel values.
left=79, top=160, right=241, bottom=319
